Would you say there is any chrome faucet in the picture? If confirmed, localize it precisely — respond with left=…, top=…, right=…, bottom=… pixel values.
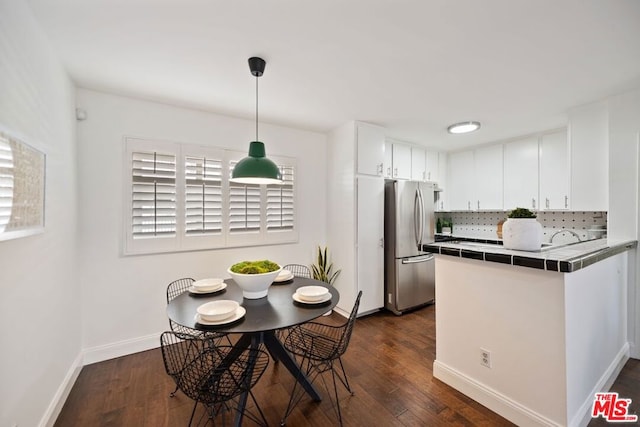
left=549, top=229, right=582, bottom=244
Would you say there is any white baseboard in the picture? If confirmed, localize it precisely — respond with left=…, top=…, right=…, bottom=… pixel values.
left=433, top=361, right=562, bottom=427
left=434, top=343, right=631, bottom=427
left=82, top=331, right=162, bottom=365
left=38, top=352, right=83, bottom=427
left=570, top=343, right=630, bottom=427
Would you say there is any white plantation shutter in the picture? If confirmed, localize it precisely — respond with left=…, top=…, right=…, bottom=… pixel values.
left=228, top=161, right=261, bottom=233
left=267, top=165, right=294, bottom=230
left=0, top=136, right=13, bottom=233
left=185, top=156, right=222, bottom=235
left=124, top=138, right=297, bottom=254
left=131, top=150, right=177, bottom=239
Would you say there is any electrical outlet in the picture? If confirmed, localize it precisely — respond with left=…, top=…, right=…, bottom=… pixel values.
left=480, top=348, right=491, bottom=368
left=388, top=293, right=392, bottom=304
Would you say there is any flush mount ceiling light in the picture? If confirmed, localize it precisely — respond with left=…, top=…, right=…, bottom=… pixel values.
left=230, top=57, right=282, bottom=185
left=447, top=121, right=481, bottom=134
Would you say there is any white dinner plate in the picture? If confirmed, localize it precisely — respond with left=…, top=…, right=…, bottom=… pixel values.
left=292, top=292, right=332, bottom=304
left=194, top=306, right=246, bottom=325
left=274, top=273, right=294, bottom=282
left=189, top=283, right=227, bottom=294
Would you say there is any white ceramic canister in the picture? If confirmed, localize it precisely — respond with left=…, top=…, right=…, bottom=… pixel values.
left=502, top=218, right=543, bottom=251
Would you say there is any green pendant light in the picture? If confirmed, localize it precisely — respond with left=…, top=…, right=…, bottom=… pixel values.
left=230, top=57, right=283, bottom=185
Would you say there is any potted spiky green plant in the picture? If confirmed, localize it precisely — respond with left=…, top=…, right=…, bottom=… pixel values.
left=311, top=246, right=341, bottom=315
left=311, top=246, right=341, bottom=285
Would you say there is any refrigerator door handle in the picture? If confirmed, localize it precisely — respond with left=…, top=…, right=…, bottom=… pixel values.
left=401, top=254, right=434, bottom=264
left=413, top=189, right=421, bottom=247
left=418, top=188, right=425, bottom=247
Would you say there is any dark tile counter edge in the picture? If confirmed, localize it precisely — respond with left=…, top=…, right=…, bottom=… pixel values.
left=422, top=241, right=637, bottom=273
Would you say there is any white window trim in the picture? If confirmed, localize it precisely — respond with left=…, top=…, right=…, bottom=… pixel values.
left=123, top=137, right=298, bottom=255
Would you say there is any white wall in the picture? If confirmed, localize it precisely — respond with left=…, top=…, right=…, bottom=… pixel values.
left=607, top=88, right=640, bottom=358
left=75, top=89, right=327, bottom=361
left=0, top=1, right=79, bottom=427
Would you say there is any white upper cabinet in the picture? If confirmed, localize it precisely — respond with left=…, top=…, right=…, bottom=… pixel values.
left=539, top=130, right=569, bottom=210
left=474, top=144, right=503, bottom=210
left=425, top=150, right=439, bottom=182
left=448, top=150, right=475, bottom=210
left=504, top=136, right=539, bottom=210
left=383, top=142, right=393, bottom=178
left=411, top=146, right=426, bottom=181
left=391, top=142, right=412, bottom=180
left=356, top=122, right=385, bottom=177
left=436, top=152, right=448, bottom=211
left=568, top=102, right=608, bottom=211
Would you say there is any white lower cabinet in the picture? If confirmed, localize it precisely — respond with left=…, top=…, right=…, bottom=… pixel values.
left=356, top=176, right=384, bottom=314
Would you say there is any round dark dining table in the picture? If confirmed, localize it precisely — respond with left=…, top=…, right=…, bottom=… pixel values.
left=166, top=277, right=339, bottom=426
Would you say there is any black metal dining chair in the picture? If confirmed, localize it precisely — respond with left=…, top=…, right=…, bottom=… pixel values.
left=165, top=277, right=233, bottom=399
left=160, top=331, right=270, bottom=426
left=282, top=264, right=312, bottom=279
left=166, top=278, right=230, bottom=342
left=279, top=291, right=362, bottom=426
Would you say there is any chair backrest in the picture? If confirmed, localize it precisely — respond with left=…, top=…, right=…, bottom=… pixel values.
left=160, top=331, right=269, bottom=405
left=336, top=290, right=363, bottom=356
left=283, top=264, right=312, bottom=279
left=166, top=278, right=195, bottom=303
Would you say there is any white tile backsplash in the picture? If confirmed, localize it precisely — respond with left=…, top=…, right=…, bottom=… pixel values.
left=436, top=211, right=607, bottom=242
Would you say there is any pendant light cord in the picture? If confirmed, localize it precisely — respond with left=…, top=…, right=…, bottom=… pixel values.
left=255, top=74, right=259, bottom=141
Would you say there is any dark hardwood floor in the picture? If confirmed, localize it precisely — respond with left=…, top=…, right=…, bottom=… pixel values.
left=54, top=305, right=640, bottom=426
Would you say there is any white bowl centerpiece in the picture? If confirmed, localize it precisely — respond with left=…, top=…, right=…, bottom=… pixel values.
left=228, top=260, right=282, bottom=299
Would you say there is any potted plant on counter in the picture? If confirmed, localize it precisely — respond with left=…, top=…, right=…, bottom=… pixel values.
left=502, top=207, right=543, bottom=251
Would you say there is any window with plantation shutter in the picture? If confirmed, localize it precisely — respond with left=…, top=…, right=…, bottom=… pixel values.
left=267, top=165, right=294, bottom=230
left=0, top=136, right=13, bottom=233
left=131, top=150, right=177, bottom=239
left=124, top=137, right=297, bottom=255
left=185, top=156, right=223, bottom=236
left=229, top=161, right=261, bottom=234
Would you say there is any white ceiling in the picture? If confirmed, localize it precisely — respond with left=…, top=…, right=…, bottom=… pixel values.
left=25, top=0, right=640, bottom=151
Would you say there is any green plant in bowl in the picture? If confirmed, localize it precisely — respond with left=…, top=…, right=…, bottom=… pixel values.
left=230, top=260, right=280, bottom=274
left=507, top=207, right=537, bottom=219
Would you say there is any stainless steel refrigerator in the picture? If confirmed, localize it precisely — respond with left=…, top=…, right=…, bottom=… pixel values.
left=384, top=180, right=436, bottom=315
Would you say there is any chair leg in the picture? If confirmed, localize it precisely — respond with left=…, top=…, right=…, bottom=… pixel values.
left=188, top=400, right=199, bottom=427
left=336, top=357, right=354, bottom=395
left=169, top=383, right=179, bottom=398
left=281, top=355, right=318, bottom=426
left=330, top=363, right=344, bottom=426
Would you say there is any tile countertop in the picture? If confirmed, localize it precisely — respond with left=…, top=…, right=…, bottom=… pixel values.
left=422, top=238, right=637, bottom=273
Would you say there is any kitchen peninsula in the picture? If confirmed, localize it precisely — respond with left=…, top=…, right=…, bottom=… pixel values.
left=423, top=238, right=637, bottom=427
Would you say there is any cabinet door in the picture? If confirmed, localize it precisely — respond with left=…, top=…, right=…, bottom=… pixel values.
left=425, top=150, right=439, bottom=182
left=392, top=143, right=412, bottom=179
left=540, top=130, right=569, bottom=210
left=504, top=137, right=539, bottom=210
left=356, top=176, right=384, bottom=314
left=436, top=152, right=448, bottom=211
left=356, top=123, right=385, bottom=177
left=448, top=150, right=475, bottom=210
left=411, top=146, right=426, bottom=181
left=474, top=145, right=503, bottom=210
left=383, top=142, right=393, bottom=178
